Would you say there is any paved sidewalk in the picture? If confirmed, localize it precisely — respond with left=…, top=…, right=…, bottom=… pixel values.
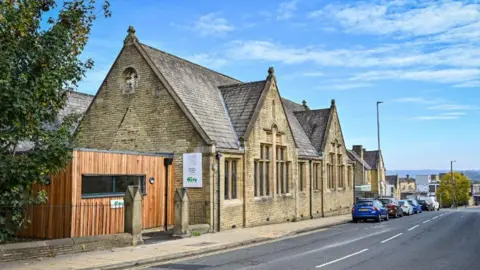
left=1, top=215, right=351, bottom=270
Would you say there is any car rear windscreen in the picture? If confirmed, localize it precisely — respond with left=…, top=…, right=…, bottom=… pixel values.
left=399, top=201, right=405, bottom=206
left=356, top=201, right=374, bottom=206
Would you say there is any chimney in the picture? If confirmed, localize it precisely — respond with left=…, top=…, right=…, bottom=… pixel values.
left=352, top=145, right=363, bottom=160
left=302, top=100, right=309, bottom=111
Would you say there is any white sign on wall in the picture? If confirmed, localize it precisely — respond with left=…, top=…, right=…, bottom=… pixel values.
left=110, top=199, right=124, bottom=209
left=183, top=153, right=203, bottom=188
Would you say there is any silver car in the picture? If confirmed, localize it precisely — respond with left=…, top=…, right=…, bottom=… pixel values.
left=398, top=200, right=414, bottom=216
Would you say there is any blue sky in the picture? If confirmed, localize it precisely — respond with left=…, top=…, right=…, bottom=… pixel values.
left=77, top=0, right=480, bottom=170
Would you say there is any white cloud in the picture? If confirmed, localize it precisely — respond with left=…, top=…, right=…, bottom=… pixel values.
left=277, top=0, right=298, bottom=20
left=312, top=1, right=480, bottom=38
left=301, top=72, right=324, bottom=77
left=392, top=97, right=441, bottom=104
left=187, top=53, right=229, bottom=69
left=427, top=104, right=476, bottom=111
left=193, top=13, right=234, bottom=37
left=454, top=80, right=480, bottom=88
left=349, top=69, right=480, bottom=84
left=412, top=115, right=459, bottom=121
left=441, top=112, right=467, bottom=116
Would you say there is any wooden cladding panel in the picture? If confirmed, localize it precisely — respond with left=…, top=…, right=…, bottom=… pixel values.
left=70, top=150, right=173, bottom=237
left=20, top=163, right=73, bottom=239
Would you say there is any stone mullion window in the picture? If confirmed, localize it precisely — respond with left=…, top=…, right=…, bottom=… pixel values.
left=224, top=160, right=230, bottom=199
left=299, top=162, right=305, bottom=192
left=327, top=154, right=335, bottom=189
left=255, top=144, right=271, bottom=197
left=224, top=160, right=238, bottom=200
left=312, top=163, right=319, bottom=190
left=276, top=147, right=287, bottom=194
left=337, top=154, right=344, bottom=188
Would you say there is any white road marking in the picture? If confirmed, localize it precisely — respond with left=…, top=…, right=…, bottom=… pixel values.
left=432, top=216, right=439, bottom=219
left=408, top=225, right=419, bottom=231
left=380, top=233, right=403, bottom=244
left=316, top=249, right=369, bottom=268
left=423, top=219, right=431, bottom=224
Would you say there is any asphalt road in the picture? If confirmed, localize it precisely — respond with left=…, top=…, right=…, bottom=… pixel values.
left=144, top=207, right=480, bottom=270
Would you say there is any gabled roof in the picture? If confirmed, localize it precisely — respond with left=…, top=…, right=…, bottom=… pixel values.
left=347, top=150, right=372, bottom=170
left=364, top=150, right=380, bottom=169
left=281, top=99, right=318, bottom=157
left=16, top=91, right=94, bottom=152
left=220, top=81, right=266, bottom=138
left=386, top=175, right=399, bottom=188
left=293, top=108, right=331, bottom=153
left=140, top=44, right=240, bottom=149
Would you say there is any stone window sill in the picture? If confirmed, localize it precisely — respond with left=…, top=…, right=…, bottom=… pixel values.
left=224, top=199, right=243, bottom=207
left=277, top=193, right=293, bottom=198
left=313, top=189, right=321, bottom=193
left=254, top=196, right=272, bottom=202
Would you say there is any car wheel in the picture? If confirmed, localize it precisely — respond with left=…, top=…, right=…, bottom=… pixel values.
left=385, top=214, right=389, bottom=221
left=353, top=218, right=358, bottom=223
left=376, top=213, right=382, bottom=223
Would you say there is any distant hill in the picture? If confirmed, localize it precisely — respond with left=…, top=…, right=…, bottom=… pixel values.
left=387, top=170, right=480, bottom=180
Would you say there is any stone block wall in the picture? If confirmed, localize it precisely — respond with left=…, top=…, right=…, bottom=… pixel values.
left=74, top=44, right=212, bottom=225
left=244, top=80, right=299, bottom=227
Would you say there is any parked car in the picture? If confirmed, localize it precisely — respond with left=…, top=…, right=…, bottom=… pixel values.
left=426, top=197, right=440, bottom=211
left=378, top=197, right=403, bottom=218
left=352, top=199, right=389, bottom=223
left=417, top=199, right=434, bottom=211
left=408, top=199, right=422, bottom=214
left=398, top=200, right=414, bottom=216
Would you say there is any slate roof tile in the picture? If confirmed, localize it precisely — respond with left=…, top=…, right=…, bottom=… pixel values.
left=220, top=81, right=266, bottom=138
left=293, top=108, right=331, bottom=153
left=281, top=99, right=318, bottom=157
left=140, top=44, right=240, bottom=149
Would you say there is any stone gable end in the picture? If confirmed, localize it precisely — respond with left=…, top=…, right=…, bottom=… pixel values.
left=74, top=44, right=212, bottom=217
left=244, top=80, right=299, bottom=227
left=322, top=107, right=354, bottom=216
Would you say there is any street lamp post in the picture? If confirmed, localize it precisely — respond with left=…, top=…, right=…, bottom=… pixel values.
left=377, top=101, right=383, bottom=196
left=451, top=160, right=456, bottom=208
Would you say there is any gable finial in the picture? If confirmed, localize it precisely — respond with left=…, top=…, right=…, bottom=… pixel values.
left=302, top=100, right=309, bottom=111
left=331, top=99, right=336, bottom=106
left=267, top=66, right=275, bottom=79
left=124, top=25, right=139, bottom=45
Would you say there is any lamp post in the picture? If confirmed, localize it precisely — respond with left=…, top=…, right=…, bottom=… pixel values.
left=451, top=160, right=456, bottom=208
left=377, top=101, right=383, bottom=196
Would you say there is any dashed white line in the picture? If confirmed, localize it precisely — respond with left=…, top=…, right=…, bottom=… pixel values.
left=408, top=225, right=420, bottom=231
left=423, top=219, right=431, bottom=224
left=380, top=233, right=403, bottom=243
left=316, top=249, right=369, bottom=268
left=432, top=216, right=439, bottom=219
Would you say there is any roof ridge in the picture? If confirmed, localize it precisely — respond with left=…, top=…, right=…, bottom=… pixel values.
left=140, top=43, right=241, bottom=83
left=67, top=90, right=95, bottom=97
left=218, top=80, right=266, bottom=89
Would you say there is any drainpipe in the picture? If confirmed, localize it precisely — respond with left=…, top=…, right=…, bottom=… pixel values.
left=309, top=160, right=313, bottom=219
left=321, top=160, right=325, bottom=217
left=164, top=157, right=173, bottom=231
left=215, top=152, right=222, bottom=232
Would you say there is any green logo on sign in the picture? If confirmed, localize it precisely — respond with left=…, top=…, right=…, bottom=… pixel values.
left=187, top=177, right=197, bottom=183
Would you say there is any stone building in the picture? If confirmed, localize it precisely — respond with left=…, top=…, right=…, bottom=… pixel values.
left=74, top=27, right=353, bottom=231
left=347, top=145, right=386, bottom=196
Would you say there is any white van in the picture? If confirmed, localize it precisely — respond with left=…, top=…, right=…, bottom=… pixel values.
left=425, top=197, right=440, bottom=211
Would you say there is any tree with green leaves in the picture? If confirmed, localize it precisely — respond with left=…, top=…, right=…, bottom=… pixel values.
left=0, top=0, right=110, bottom=241
left=437, top=172, right=471, bottom=207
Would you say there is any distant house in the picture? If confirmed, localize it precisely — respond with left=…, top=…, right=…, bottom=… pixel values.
left=386, top=175, right=400, bottom=199
left=399, top=176, right=416, bottom=199
left=348, top=145, right=386, bottom=196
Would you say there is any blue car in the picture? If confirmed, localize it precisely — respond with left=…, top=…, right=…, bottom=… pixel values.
left=352, top=199, right=389, bottom=223
left=407, top=199, right=422, bottom=214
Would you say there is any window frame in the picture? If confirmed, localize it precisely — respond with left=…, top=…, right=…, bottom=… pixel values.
left=81, top=174, right=147, bottom=199
left=255, top=144, right=271, bottom=197
left=224, top=159, right=239, bottom=200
